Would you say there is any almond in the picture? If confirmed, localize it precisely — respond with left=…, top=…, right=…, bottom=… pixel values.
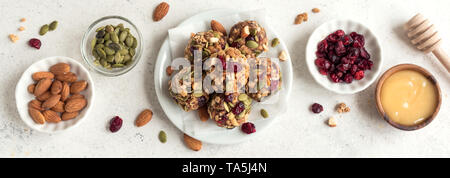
left=49, top=63, right=70, bottom=75
left=27, top=84, right=35, bottom=94
left=36, top=91, right=52, bottom=101
left=70, top=80, right=87, bottom=94
left=198, top=106, right=209, bottom=122
left=166, top=66, right=173, bottom=76
left=60, top=82, right=70, bottom=101
left=32, top=71, right=54, bottom=81
left=34, top=78, right=52, bottom=96
left=66, top=94, right=85, bottom=102
left=61, top=111, right=79, bottom=121
left=28, top=100, right=44, bottom=111
left=153, top=2, right=169, bottom=22
left=28, top=108, right=45, bottom=124
left=211, top=20, right=227, bottom=36
left=65, top=98, right=87, bottom=112
left=184, top=134, right=202, bottom=151
left=240, top=25, right=250, bottom=38
left=135, top=109, right=153, bottom=127
left=50, top=80, right=62, bottom=95
left=42, top=110, right=61, bottom=123
left=56, top=72, right=77, bottom=83
left=51, top=101, right=65, bottom=113
left=42, top=94, right=61, bottom=109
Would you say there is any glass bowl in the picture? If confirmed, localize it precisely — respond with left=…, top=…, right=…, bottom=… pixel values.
left=81, top=16, right=143, bottom=76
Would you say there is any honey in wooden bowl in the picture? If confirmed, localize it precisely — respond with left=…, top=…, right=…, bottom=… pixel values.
left=375, top=64, right=441, bottom=130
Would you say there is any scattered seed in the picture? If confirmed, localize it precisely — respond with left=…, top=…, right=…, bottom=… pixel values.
left=260, top=109, right=269, bottom=118
left=158, top=130, right=167, bottom=143
left=271, top=38, right=279, bottom=47
left=312, top=8, right=320, bottom=13
left=9, top=34, right=19, bottom=43
left=166, top=66, right=173, bottom=76
left=39, top=24, right=49, bottom=36
left=49, top=21, right=58, bottom=31
left=18, top=26, right=25, bottom=31
left=294, top=12, right=308, bottom=25
left=20, top=18, right=26, bottom=22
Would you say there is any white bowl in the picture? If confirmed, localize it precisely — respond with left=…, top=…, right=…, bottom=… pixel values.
left=15, top=56, right=95, bottom=133
left=306, top=19, right=383, bottom=94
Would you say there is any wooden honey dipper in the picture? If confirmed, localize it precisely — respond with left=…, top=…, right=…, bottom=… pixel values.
left=404, top=13, right=450, bottom=72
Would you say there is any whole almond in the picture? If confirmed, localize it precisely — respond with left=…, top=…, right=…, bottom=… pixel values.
left=70, top=80, right=88, bottom=94
left=49, top=63, right=70, bottom=75
left=153, top=2, right=169, bottom=22
left=32, top=71, right=54, bottom=81
left=240, top=25, right=250, bottom=38
left=36, top=91, right=52, bottom=101
left=56, top=72, right=77, bottom=83
left=135, top=109, right=153, bottom=127
left=34, top=78, right=52, bottom=96
left=28, top=100, right=44, bottom=111
left=29, top=108, right=45, bottom=124
left=42, top=94, right=61, bottom=109
left=60, top=82, right=70, bottom=101
left=61, top=111, right=79, bottom=121
left=184, top=134, right=202, bottom=151
left=51, top=101, right=65, bottom=113
left=42, top=110, right=61, bottom=123
left=51, top=80, right=62, bottom=95
left=27, top=84, right=36, bottom=94
left=65, top=98, right=87, bottom=112
left=66, top=94, right=85, bottom=102
left=211, top=20, right=227, bottom=36
left=198, top=106, right=209, bottom=122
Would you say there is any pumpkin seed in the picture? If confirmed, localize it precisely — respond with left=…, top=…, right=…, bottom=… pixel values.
left=109, top=43, right=121, bottom=51
left=49, top=21, right=58, bottom=31
left=118, top=49, right=129, bottom=55
left=246, top=40, right=259, bottom=49
left=119, top=31, right=128, bottom=42
left=90, top=38, right=97, bottom=50
left=114, top=27, right=120, bottom=35
left=39, top=24, right=49, bottom=35
left=111, top=33, right=119, bottom=43
left=96, top=30, right=105, bottom=38
left=105, top=40, right=112, bottom=47
left=106, top=55, right=114, bottom=63
left=238, top=94, right=248, bottom=101
left=131, top=37, right=137, bottom=48
left=260, top=109, right=269, bottom=118
left=95, top=26, right=105, bottom=32
left=123, top=54, right=131, bottom=62
left=97, top=38, right=104, bottom=44
left=129, top=48, right=135, bottom=57
left=104, top=33, right=110, bottom=41
left=105, top=25, right=114, bottom=33
left=114, top=53, right=123, bottom=64
left=125, top=36, right=133, bottom=47
left=158, top=131, right=167, bottom=143
left=271, top=38, right=279, bottom=47
left=112, top=64, right=124, bottom=68
left=95, top=44, right=104, bottom=49
left=96, top=48, right=106, bottom=58
left=104, top=47, right=115, bottom=55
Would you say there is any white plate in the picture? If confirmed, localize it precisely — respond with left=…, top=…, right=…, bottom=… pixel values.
left=154, top=9, right=293, bottom=144
left=306, top=19, right=383, bottom=94
left=15, top=56, right=95, bottom=133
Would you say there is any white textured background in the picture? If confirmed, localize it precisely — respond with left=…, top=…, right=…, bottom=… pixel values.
left=0, top=0, right=448, bottom=158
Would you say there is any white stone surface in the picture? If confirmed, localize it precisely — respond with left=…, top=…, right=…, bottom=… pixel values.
left=0, top=0, right=448, bottom=158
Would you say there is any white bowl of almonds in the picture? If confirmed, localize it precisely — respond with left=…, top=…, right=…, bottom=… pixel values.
left=15, top=56, right=94, bottom=133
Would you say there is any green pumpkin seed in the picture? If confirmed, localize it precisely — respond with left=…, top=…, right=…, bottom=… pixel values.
left=246, top=40, right=259, bottom=49
left=97, top=38, right=104, bottom=44
left=105, top=40, right=112, bottom=47
left=95, top=26, right=105, bottom=32
left=93, top=59, right=100, bottom=66
left=111, top=33, right=119, bottom=43
left=129, top=48, right=135, bottom=57
left=104, top=47, right=115, bottom=55
left=125, top=36, right=133, bottom=47
left=96, top=30, right=105, bottom=38
left=95, top=44, right=104, bottom=49
left=243, top=98, right=252, bottom=106
left=158, top=131, right=167, bottom=143
left=116, top=23, right=124, bottom=29
left=39, top=24, right=49, bottom=36
left=104, top=33, right=111, bottom=41
left=109, top=43, right=121, bottom=51
left=96, top=48, right=106, bottom=58
left=250, top=28, right=257, bottom=36
left=114, top=27, right=120, bottom=35
left=123, top=54, right=131, bottom=62
left=271, top=38, right=279, bottom=47
left=106, top=55, right=114, bottom=63
left=105, top=25, right=114, bottom=33
left=118, top=49, right=129, bottom=55
left=125, top=60, right=133, bottom=66
left=114, top=53, right=123, bottom=64
left=90, top=38, right=97, bottom=50
left=92, top=49, right=99, bottom=58
left=131, top=37, right=137, bottom=48
left=238, top=94, right=248, bottom=101
left=119, top=31, right=128, bottom=42
left=49, top=21, right=58, bottom=31
left=112, top=64, right=124, bottom=68
left=100, top=59, right=108, bottom=66
left=260, top=109, right=269, bottom=118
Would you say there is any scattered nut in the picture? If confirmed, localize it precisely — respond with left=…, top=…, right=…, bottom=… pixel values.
left=166, top=66, right=173, bottom=76
left=312, top=8, right=320, bottom=13
left=328, top=117, right=337, bottom=127
left=9, top=34, right=19, bottom=43
left=294, top=13, right=308, bottom=25
left=278, top=50, right=287, bottom=61
left=198, top=106, right=209, bottom=122
left=184, top=134, right=202, bottom=151
left=336, top=103, right=350, bottom=113
left=20, top=18, right=26, bottom=22
left=18, top=26, right=25, bottom=31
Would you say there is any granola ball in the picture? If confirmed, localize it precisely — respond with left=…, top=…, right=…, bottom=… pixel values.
left=246, top=57, right=282, bottom=102
left=207, top=93, right=252, bottom=128
left=204, top=47, right=249, bottom=94
left=168, top=66, right=209, bottom=112
left=228, top=20, right=269, bottom=58
left=184, top=30, right=227, bottom=63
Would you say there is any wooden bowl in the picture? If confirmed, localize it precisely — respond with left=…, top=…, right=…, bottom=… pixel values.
left=375, top=64, right=442, bottom=131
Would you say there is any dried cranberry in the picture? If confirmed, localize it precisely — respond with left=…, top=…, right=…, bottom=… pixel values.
left=319, top=68, right=328, bottom=75
left=245, top=36, right=255, bottom=41
left=197, top=96, right=207, bottom=107
left=359, top=47, right=370, bottom=59
left=29, top=38, right=41, bottom=49
left=317, top=40, right=328, bottom=53
left=241, top=122, right=256, bottom=134
left=334, top=30, right=345, bottom=37
left=342, top=35, right=353, bottom=46
left=224, top=94, right=234, bottom=103
left=329, top=55, right=339, bottom=63
left=232, top=102, right=245, bottom=115
left=316, top=51, right=326, bottom=58
left=366, top=60, right=373, bottom=70
left=337, top=63, right=350, bottom=72
left=311, top=103, right=323, bottom=113
left=350, top=64, right=358, bottom=75
left=330, top=73, right=339, bottom=83
left=335, top=41, right=346, bottom=56
left=314, top=58, right=327, bottom=68
left=340, top=57, right=350, bottom=64
left=230, top=42, right=241, bottom=48
left=336, top=71, right=344, bottom=78
left=354, top=70, right=365, bottom=80
left=326, top=34, right=339, bottom=43
left=344, top=74, right=354, bottom=83
left=109, top=116, right=123, bottom=133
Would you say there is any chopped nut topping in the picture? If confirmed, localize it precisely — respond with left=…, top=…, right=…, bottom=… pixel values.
left=336, top=103, right=350, bottom=113
left=294, top=12, right=308, bottom=24
left=312, top=8, right=320, bottom=13
left=278, top=50, right=287, bottom=61
left=328, top=117, right=337, bottom=127
left=18, top=26, right=25, bottom=31
left=9, top=34, right=19, bottom=43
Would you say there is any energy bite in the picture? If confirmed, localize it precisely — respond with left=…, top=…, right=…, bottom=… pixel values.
left=205, top=47, right=249, bottom=94
left=184, top=30, right=227, bottom=62
left=207, top=93, right=252, bottom=128
left=168, top=66, right=209, bottom=111
left=228, top=20, right=269, bottom=58
left=246, top=57, right=282, bottom=102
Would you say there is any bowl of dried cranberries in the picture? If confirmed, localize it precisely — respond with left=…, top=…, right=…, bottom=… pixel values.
left=306, top=20, right=382, bottom=94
